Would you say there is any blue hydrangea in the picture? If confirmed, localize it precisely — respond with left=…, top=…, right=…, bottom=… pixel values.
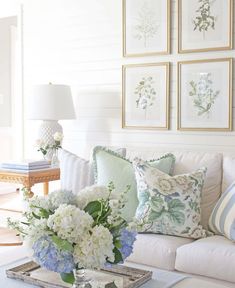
left=119, top=229, right=137, bottom=261
left=32, top=235, right=75, bottom=273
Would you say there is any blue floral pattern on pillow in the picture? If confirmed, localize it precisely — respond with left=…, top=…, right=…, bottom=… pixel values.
left=133, top=158, right=209, bottom=239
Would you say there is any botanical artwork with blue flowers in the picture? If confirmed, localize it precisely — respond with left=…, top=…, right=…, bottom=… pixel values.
left=178, top=58, right=232, bottom=131
left=188, top=73, right=220, bottom=118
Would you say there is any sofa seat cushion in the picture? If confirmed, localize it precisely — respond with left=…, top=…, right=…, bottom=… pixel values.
left=126, top=233, right=193, bottom=271
left=175, top=235, right=235, bottom=283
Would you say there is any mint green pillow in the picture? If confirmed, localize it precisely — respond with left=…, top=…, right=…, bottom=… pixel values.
left=93, top=146, right=175, bottom=222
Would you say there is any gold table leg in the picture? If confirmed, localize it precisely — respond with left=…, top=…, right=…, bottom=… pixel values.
left=43, top=182, right=49, bottom=196
left=24, top=185, right=34, bottom=198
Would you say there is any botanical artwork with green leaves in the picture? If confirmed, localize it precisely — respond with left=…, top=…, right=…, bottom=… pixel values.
left=133, top=158, right=209, bottom=239
left=134, top=76, right=157, bottom=119
left=189, top=73, right=220, bottom=118
left=133, top=1, right=159, bottom=47
left=192, top=0, right=217, bottom=39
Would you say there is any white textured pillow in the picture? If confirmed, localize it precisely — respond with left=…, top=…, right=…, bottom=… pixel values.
left=58, top=149, right=94, bottom=194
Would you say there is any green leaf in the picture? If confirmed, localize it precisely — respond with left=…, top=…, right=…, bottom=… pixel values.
left=114, top=239, right=122, bottom=249
left=84, top=200, right=102, bottom=218
left=112, top=247, right=123, bottom=264
left=21, top=221, right=30, bottom=226
left=39, top=208, right=51, bottom=219
left=148, top=210, right=162, bottom=221
left=169, top=211, right=185, bottom=226
left=150, top=196, right=164, bottom=213
left=32, top=212, right=41, bottom=220
left=52, top=235, right=73, bottom=252
left=60, top=272, right=75, bottom=284
left=168, top=199, right=185, bottom=212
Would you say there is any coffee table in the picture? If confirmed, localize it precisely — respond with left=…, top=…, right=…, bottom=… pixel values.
left=0, top=247, right=232, bottom=288
left=173, top=278, right=230, bottom=288
left=0, top=263, right=231, bottom=288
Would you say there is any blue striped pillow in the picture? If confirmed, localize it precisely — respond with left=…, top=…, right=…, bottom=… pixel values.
left=209, top=182, right=235, bottom=240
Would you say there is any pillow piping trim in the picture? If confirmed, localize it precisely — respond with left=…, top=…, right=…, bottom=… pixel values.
left=92, top=145, right=176, bottom=182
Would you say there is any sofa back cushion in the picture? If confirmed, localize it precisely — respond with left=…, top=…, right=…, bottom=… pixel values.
left=126, top=148, right=223, bottom=229
left=222, top=155, right=235, bottom=192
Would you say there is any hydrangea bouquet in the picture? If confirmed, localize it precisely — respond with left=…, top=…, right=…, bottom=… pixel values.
left=8, top=183, right=136, bottom=285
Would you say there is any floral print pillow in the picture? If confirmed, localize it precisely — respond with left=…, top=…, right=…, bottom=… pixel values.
left=133, top=158, right=209, bottom=239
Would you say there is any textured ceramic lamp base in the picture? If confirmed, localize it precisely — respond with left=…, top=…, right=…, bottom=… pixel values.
left=39, top=120, right=62, bottom=160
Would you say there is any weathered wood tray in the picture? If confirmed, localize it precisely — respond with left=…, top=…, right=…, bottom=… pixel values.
left=6, top=261, right=152, bottom=288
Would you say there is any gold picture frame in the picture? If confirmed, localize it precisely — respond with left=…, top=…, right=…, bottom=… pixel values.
left=178, top=0, right=233, bottom=53
left=123, top=0, right=170, bottom=57
left=122, top=62, right=170, bottom=130
left=177, top=58, right=233, bottom=131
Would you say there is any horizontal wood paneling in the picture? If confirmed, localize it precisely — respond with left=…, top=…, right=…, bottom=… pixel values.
left=22, top=0, right=235, bottom=159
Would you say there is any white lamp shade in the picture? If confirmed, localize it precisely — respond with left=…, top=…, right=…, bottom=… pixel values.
left=28, top=84, right=76, bottom=120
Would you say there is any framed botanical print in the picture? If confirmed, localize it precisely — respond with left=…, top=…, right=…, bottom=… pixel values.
left=122, top=62, right=170, bottom=130
left=178, top=0, right=233, bottom=53
left=123, top=0, right=170, bottom=57
left=177, top=58, right=233, bottom=131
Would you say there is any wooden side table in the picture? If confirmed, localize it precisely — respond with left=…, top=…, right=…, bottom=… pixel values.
left=0, top=168, right=60, bottom=197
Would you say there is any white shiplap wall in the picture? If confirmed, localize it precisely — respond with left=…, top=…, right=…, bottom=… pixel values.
left=23, top=0, right=235, bottom=159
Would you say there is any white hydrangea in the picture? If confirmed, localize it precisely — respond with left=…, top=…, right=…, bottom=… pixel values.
left=48, top=190, right=76, bottom=211
left=28, top=195, right=51, bottom=212
left=47, top=204, right=93, bottom=243
left=76, top=185, right=110, bottom=209
left=73, top=225, right=114, bottom=269
left=25, top=218, right=49, bottom=245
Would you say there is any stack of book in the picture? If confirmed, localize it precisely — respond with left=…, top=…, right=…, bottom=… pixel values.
left=1, top=160, right=51, bottom=171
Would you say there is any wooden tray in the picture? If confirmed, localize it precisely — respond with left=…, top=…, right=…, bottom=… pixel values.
left=6, top=261, right=152, bottom=288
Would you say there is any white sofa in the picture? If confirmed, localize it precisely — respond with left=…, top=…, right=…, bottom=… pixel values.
left=59, top=147, right=235, bottom=287
left=122, top=148, right=235, bottom=287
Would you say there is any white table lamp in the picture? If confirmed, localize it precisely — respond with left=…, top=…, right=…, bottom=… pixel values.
left=29, top=84, right=76, bottom=147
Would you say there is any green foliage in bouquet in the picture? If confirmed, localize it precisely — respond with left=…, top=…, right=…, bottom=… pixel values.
left=8, top=183, right=137, bottom=285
